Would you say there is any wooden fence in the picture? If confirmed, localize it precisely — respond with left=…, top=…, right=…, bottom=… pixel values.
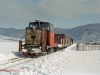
left=77, top=43, right=100, bottom=51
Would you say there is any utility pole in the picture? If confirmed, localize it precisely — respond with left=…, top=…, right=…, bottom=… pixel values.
left=0, top=35, right=3, bottom=42
left=82, top=28, right=91, bottom=44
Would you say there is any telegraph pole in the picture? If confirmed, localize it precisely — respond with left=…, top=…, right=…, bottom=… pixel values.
left=82, top=28, right=91, bottom=44
left=0, top=35, right=3, bottom=42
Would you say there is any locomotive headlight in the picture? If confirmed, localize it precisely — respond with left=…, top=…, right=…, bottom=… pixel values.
left=22, top=46, right=25, bottom=49
left=32, top=48, right=41, bottom=53
left=22, top=49, right=27, bottom=52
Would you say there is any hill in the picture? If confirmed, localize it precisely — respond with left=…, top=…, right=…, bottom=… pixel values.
left=0, top=23, right=100, bottom=42
left=55, top=23, right=100, bottom=42
left=0, top=27, right=25, bottom=39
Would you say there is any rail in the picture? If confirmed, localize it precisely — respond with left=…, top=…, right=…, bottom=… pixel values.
left=0, top=58, right=33, bottom=69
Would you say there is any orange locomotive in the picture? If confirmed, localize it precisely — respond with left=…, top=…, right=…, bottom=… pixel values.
left=19, top=20, right=73, bottom=57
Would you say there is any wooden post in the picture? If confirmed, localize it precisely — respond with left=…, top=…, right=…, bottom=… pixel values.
left=63, top=38, right=65, bottom=47
left=77, top=43, right=78, bottom=51
left=61, top=39, right=62, bottom=48
left=19, top=40, right=22, bottom=52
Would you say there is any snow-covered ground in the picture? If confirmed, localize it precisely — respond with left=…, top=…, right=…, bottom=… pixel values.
left=0, top=41, right=100, bottom=75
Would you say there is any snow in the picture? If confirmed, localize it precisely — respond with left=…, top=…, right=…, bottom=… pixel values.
left=0, top=41, right=19, bottom=52
left=0, top=41, right=19, bottom=61
left=0, top=41, right=100, bottom=75
left=0, top=52, right=17, bottom=61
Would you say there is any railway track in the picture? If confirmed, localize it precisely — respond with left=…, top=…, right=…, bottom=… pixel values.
left=0, top=48, right=64, bottom=70
left=0, top=57, right=33, bottom=70
left=0, top=58, right=23, bottom=66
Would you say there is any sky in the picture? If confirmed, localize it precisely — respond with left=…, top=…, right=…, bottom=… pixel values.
left=0, top=0, right=100, bottom=29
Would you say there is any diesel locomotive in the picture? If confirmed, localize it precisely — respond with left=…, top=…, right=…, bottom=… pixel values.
left=19, top=20, right=73, bottom=57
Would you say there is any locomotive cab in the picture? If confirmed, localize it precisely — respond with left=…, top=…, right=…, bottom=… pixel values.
left=19, top=20, right=58, bottom=56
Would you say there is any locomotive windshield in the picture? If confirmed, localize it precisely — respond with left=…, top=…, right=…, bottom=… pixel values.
left=29, top=21, right=54, bottom=32
left=29, top=23, right=50, bottom=31
left=29, top=24, right=38, bottom=29
left=40, top=24, right=49, bottom=30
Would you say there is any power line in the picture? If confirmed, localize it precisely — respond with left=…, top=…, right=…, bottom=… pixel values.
left=92, top=14, right=100, bottom=23
left=76, top=0, right=100, bottom=26
left=90, top=0, right=100, bottom=23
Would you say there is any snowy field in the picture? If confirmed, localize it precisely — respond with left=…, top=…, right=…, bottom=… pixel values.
left=0, top=41, right=100, bottom=75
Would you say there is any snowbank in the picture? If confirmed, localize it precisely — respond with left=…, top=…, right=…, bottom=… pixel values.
left=18, top=44, right=100, bottom=75
left=0, top=52, right=17, bottom=61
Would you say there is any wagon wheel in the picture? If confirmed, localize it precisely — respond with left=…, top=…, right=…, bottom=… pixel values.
left=47, top=48, right=54, bottom=54
left=54, top=47, right=59, bottom=52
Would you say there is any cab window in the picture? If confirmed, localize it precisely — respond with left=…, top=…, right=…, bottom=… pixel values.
left=50, top=24, right=54, bottom=32
left=40, top=24, right=50, bottom=31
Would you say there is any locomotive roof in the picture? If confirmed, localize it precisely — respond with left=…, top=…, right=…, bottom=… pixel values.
left=29, top=22, right=53, bottom=26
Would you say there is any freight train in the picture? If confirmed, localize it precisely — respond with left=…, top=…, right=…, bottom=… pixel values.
left=19, top=20, right=73, bottom=57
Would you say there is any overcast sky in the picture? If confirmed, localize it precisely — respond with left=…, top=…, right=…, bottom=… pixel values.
left=0, top=0, right=100, bottom=29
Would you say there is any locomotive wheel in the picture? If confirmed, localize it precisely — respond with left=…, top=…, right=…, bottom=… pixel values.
left=47, top=48, right=54, bottom=54
left=54, top=47, right=59, bottom=52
